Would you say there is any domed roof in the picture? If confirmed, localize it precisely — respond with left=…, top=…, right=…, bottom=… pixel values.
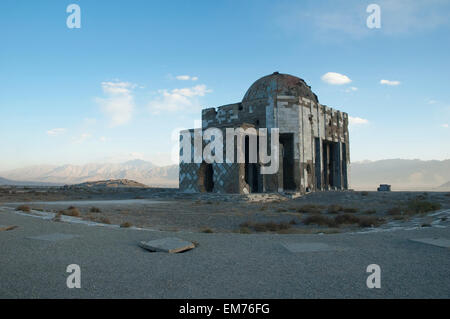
left=242, top=72, right=318, bottom=103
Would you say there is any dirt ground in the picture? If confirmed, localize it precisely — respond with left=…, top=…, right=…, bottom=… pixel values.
left=1, top=186, right=449, bottom=234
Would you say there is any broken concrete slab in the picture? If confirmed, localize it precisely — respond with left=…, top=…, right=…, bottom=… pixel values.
left=27, top=233, right=79, bottom=241
left=139, top=237, right=195, bottom=253
left=409, top=238, right=450, bottom=249
left=282, top=242, right=345, bottom=253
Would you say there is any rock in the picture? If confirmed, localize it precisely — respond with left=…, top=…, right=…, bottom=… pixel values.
left=139, top=237, right=195, bottom=253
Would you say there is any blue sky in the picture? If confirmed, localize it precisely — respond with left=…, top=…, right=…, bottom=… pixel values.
left=1, top=0, right=449, bottom=170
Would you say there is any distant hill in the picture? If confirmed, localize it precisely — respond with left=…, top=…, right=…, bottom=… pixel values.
left=350, top=159, right=450, bottom=191
left=0, top=160, right=178, bottom=187
left=437, top=181, right=450, bottom=191
left=68, top=179, right=149, bottom=188
left=0, top=176, right=61, bottom=186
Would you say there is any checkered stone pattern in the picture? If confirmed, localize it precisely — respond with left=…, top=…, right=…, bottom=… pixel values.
left=212, top=162, right=241, bottom=193
left=179, top=163, right=201, bottom=193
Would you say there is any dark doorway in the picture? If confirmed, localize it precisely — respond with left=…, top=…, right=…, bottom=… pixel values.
left=245, top=135, right=259, bottom=192
left=280, top=133, right=295, bottom=191
left=199, top=162, right=214, bottom=192
left=322, top=141, right=340, bottom=189
left=315, top=138, right=321, bottom=190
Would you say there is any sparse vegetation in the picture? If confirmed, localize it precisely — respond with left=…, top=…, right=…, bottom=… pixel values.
left=327, top=204, right=344, bottom=214
left=361, top=191, right=369, bottom=196
left=201, top=227, right=214, bottom=233
left=406, top=200, right=441, bottom=215
left=357, top=216, right=385, bottom=228
left=90, top=207, right=101, bottom=213
left=60, top=207, right=81, bottom=217
left=100, top=217, right=111, bottom=224
left=239, top=221, right=291, bottom=232
left=297, top=204, right=324, bottom=214
left=364, top=209, right=376, bottom=215
left=343, top=207, right=358, bottom=213
left=120, top=222, right=132, bottom=228
left=237, top=227, right=252, bottom=234
left=334, top=214, right=360, bottom=225
left=16, top=205, right=31, bottom=212
left=387, top=207, right=403, bottom=216
left=303, top=215, right=335, bottom=227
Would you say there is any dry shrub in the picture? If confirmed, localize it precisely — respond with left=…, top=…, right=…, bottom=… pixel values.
left=61, top=207, right=81, bottom=217
left=334, top=214, right=360, bottom=225
left=100, top=217, right=111, bottom=224
left=327, top=205, right=344, bottom=214
left=239, top=221, right=291, bottom=232
left=201, top=228, right=214, bottom=233
left=16, top=205, right=31, bottom=212
left=387, top=207, right=403, bottom=216
left=90, top=207, right=101, bottom=213
left=358, top=216, right=385, bottom=228
left=303, top=215, right=335, bottom=227
left=120, top=222, right=132, bottom=228
left=297, top=204, right=323, bottom=214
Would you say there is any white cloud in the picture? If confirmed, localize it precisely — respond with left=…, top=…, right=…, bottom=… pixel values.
left=149, top=84, right=212, bottom=113
left=73, top=133, right=92, bottom=144
left=441, top=124, right=449, bottom=128
left=96, top=81, right=136, bottom=126
left=345, top=87, right=358, bottom=93
left=349, top=116, right=369, bottom=125
left=175, top=75, right=199, bottom=81
left=380, top=79, right=401, bottom=86
left=47, top=128, right=66, bottom=136
left=99, top=136, right=107, bottom=142
left=321, top=72, right=352, bottom=85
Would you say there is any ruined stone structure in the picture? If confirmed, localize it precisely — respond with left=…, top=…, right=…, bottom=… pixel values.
left=179, top=72, right=350, bottom=194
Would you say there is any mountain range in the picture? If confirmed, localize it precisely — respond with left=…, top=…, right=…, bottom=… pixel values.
left=1, top=159, right=449, bottom=191
left=0, top=160, right=178, bottom=187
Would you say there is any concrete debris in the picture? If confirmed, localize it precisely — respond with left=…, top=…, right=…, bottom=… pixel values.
left=139, top=237, right=195, bottom=253
left=409, top=238, right=450, bottom=249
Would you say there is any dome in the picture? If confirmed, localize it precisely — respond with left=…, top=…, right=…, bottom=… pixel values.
left=242, top=72, right=318, bottom=103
